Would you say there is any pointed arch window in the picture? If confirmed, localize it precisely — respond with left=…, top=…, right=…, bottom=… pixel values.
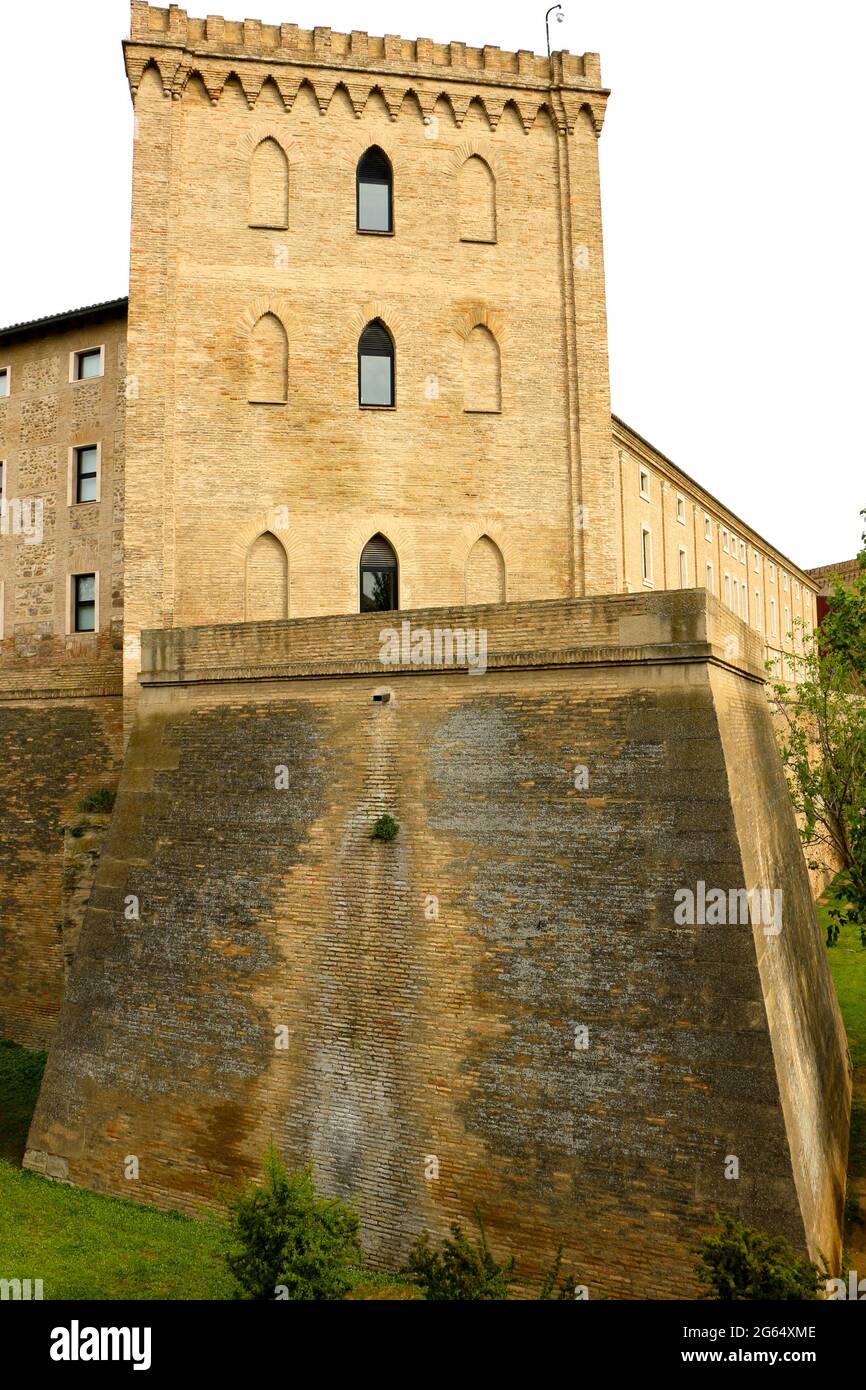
left=357, top=146, right=393, bottom=233
left=358, top=320, right=394, bottom=407
left=360, top=534, right=398, bottom=612
left=248, top=312, right=288, bottom=404
left=459, top=155, right=496, bottom=243
left=249, top=137, right=289, bottom=229
left=463, top=324, right=501, bottom=412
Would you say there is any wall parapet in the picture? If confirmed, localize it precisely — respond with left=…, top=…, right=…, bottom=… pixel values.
left=139, top=591, right=767, bottom=688
left=129, top=3, right=603, bottom=87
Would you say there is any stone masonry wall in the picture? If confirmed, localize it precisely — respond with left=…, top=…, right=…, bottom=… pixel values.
left=27, top=592, right=850, bottom=1295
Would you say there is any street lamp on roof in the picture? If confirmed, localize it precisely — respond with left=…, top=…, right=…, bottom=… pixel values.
left=545, top=5, right=565, bottom=59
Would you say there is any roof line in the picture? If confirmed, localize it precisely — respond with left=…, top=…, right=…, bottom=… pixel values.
left=0, top=296, right=128, bottom=342
left=612, top=413, right=816, bottom=588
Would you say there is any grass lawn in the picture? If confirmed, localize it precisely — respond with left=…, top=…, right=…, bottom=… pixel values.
left=0, top=1039, right=412, bottom=1299
left=818, top=900, right=866, bottom=1257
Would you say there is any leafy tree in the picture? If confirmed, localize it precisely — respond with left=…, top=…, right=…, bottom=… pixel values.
left=695, top=1214, right=824, bottom=1300
left=821, top=509, right=866, bottom=681
left=768, top=510, right=866, bottom=926
left=224, top=1147, right=362, bottom=1300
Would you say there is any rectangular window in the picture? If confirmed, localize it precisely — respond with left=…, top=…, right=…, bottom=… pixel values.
left=71, top=346, right=104, bottom=382
left=770, top=596, right=777, bottom=638
left=724, top=571, right=731, bottom=607
left=782, top=571, right=788, bottom=592
left=74, top=445, right=98, bottom=503
left=754, top=591, right=762, bottom=629
left=753, top=549, right=760, bottom=573
left=769, top=561, right=776, bottom=582
left=704, top=515, right=712, bottom=541
left=722, top=528, right=729, bottom=553
left=742, top=586, right=748, bottom=622
left=784, top=605, right=790, bottom=640
left=706, top=561, right=714, bottom=594
left=641, top=526, right=653, bottom=586
left=739, top=540, right=746, bottom=563
left=676, top=493, right=686, bottom=524
left=73, top=573, right=96, bottom=632
left=0, top=367, right=9, bottom=397
left=678, top=546, right=688, bottom=587
left=639, top=466, right=650, bottom=500
left=794, top=580, right=801, bottom=599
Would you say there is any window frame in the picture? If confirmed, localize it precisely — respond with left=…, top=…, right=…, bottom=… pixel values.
left=640, top=525, right=654, bottom=587
left=675, top=492, right=686, bottom=524
left=704, top=514, right=712, bottom=541
left=705, top=560, right=714, bottom=594
left=0, top=365, right=10, bottom=398
left=69, top=345, right=105, bottom=383
left=356, top=146, right=394, bottom=236
left=639, top=466, right=651, bottom=501
left=678, top=545, right=688, bottom=588
left=69, top=571, right=98, bottom=634
left=68, top=443, right=101, bottom=506
left=359, top=534, right=399, bottom=613
left=358, top=320, right=395, bottom=409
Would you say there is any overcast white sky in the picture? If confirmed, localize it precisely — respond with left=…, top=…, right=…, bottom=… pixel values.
left=0, top=0, right=862, bottom=568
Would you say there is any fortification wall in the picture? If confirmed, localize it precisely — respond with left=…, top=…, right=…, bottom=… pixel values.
left=0, top=694, right=123, bottom=1048
left=26, top=591, right=850, bottom=1294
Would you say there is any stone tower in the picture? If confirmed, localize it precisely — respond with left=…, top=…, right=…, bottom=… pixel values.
left=121, top=3, right=618, bottom=708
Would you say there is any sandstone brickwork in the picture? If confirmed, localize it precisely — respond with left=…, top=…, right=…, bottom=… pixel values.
left=26, top=591, right=851, bottom=1294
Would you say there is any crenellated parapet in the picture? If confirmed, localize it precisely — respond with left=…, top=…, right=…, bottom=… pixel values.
left=124, top=2, right=609, bottom=134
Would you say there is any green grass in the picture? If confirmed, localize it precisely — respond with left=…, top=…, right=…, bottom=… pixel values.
left=818, top=897, right=866, bottom=1260
left=0, top=1039, right=414, bottom=1300
left=0, top=1160, right=233, bottom=1299
left=0, top=1037, right=232, bottom=1298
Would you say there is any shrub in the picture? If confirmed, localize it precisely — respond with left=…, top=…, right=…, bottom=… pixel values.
left=77, top=787, right=116, bottom=814
left=371, top=813, right=399, bottom=842
left=402, top=1212, right=580, bottom=1300
left=223, top=1147, right=361, bottom=1301
left=402, top=1215, right=514, bottom=1300
left=695, top=1214, right=824, bottom=1300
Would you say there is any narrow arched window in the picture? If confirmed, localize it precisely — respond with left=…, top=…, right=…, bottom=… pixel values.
left=246, top=531, right=288, bottom=620
left=357, top=146, right=393, bottom=233
left=466, top=535, right=505, bottom=605
left=358, top=320, right=394, bottom=407
left=459, top=155, right=496, bottom=243
left=248, top=312, right=288, bottom=403
left=360, top=534, right=398, bottom=612
left=249, top=137, right=288, bottom=229
left=463, top=324, right=501, bottom=412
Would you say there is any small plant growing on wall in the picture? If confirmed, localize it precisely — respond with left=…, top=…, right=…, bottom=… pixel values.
left=77, top=787, right=116, bottom=814
left=371, top=814, right=399, bottom=842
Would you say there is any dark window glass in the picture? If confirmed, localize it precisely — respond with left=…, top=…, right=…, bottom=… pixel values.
left=357, top=147, right=392, bottom=232
left=360, top=534, right=398, bottom=612
left=75, top=349, right=102, bottom=380
left=75, top=446, right=98, bottom=503
left=358, top=320, right=394, bottom=407
left=74, top=573, right=96, bottom=632
left=0, top=369, right=8, bottom=397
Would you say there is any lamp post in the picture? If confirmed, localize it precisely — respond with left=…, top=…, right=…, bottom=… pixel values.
left=545, top=4, right=565, bottom=59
